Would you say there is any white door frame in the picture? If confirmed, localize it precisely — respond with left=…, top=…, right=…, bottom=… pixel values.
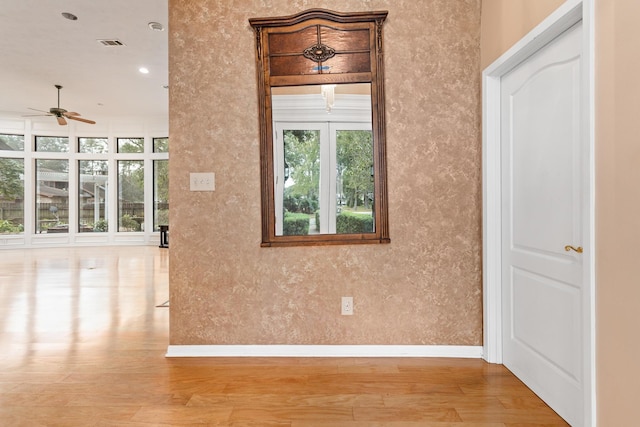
left=482, top=0, right=595, bottom=425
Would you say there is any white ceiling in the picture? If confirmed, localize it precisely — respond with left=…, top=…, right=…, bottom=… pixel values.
left=0, top=0, right=168, bottom=123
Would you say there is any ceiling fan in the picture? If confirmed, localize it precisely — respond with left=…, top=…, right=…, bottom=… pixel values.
left=25, top=84, right=96, bottom=126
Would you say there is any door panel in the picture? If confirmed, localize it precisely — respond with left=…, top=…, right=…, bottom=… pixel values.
left=511, top=268, right=581, bottom=381
left=501, top=22, right=584, bottom=426
left=510, top=55, right=581, bottom=255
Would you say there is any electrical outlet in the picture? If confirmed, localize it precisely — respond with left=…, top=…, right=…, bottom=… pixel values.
left=190, top=172, right=215, bottom=191
left=341, top=296, right=353, bottom=315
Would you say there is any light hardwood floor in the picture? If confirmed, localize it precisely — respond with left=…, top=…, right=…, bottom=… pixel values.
left=0, top=246, right=568, bottom=426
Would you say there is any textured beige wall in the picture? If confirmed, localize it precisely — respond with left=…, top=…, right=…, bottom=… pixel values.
left=168, top=0, right=482, bottom=346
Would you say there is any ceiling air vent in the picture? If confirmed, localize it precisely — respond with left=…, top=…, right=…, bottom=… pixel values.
left=97, top=39, right=125, bottom=47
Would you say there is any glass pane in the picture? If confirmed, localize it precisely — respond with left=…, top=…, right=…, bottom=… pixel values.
left=36, top=159, right=69, bottom=233
left=153, top=137, right=169, bottom=153
left=0, top=134, right=25, bottom=151
left=117, top=138, right=144, bottom=153
left=79, top=137, right=108, bottom=154
left=153, top=160, right=169, bottom=231
left=79, top=161, right=109, bottom=232
left=336, top=130, right=374, bottom=233
left=118, top=160, right=144, bottom=232
left=282, top=129, right=320, bottom=236
left=0, top=158, right=24, bottom=234
left=36, top=136, right=69, bottom=152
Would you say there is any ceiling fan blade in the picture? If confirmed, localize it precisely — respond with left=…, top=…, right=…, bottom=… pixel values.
left=66, top=115, right=96, bottom=125
left=65, top=111, right=80, bottom=116
left=28, top=107, right=51, bottom=114
left=57, top=116, right=67, bottom=126
left=22, top=114, right=53, bottom=117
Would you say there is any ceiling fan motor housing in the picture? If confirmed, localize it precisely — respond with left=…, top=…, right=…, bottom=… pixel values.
left=49, top=107, right=67, bottom=116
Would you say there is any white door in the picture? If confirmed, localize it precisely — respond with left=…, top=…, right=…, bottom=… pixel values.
left=501, top=22, right=587, bottom=426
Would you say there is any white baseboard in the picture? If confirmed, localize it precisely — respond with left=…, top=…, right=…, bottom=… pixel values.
left=165, top=345, right=483, bottom=358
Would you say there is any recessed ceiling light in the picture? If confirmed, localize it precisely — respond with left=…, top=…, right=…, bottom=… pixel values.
left=148, top=22, right=164, bottom=31
left=139, top=67, right=150, bottom=74
left=61, top=12, right=78, bottom=21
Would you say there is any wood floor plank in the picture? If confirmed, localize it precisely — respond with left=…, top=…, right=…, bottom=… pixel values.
left=229, top=406, right=354, bottom=422
left=0, top=405, right=141, bottom=426
left=0, top=246, right=569, bottom=426
left=353, top=406, right=462, bottom=422
left=188, top=393, right=385, bottom=408
left=131, top=406, right=233, bottom=424
left=382, top=394, right=505, bottom=409
left=457, top=405, right=570, bottom=425
left=293, top=423, right=504, bottom=427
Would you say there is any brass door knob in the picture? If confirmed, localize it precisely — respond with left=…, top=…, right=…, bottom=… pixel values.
left=564, top=245, right=583, bottom=253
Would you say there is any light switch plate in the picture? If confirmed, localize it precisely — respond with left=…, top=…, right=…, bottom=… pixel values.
left=190, top=172, right=215, bottom=191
